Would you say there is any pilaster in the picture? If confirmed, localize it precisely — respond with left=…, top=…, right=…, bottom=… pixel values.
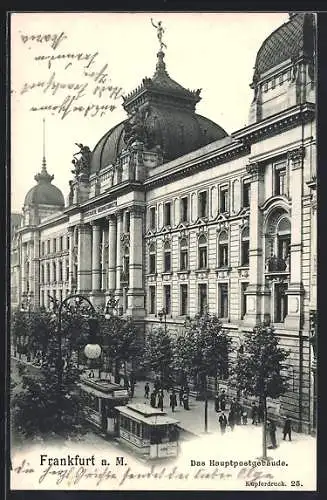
left=77, top=223, right=92, bottom=294
left=32, top=232, right=40, bottom=308
left=115, top=211, right=123, bottom=312
left=127, top=206, right=145, bottom=317
left=243, top=162, right=266, bottom=326
left=107, top=215, right=117, bottom=295
left=284, top=146, right=305, bottom=330
left=90, top=222, right=103, bottom=306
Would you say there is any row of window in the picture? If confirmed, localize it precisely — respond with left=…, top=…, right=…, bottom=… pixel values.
left=262, top=68, right=292, bottom=93
left=148, top=281, right=288, bottom=323
left=39, top=289, right=70, bottom=307
left=148, top=183, right=251, bottom=230
left=40, top=260, right=69, bottom=284
left=41, top=235, right=70, bottom=256
left=148, top=229, right=250, bottom=274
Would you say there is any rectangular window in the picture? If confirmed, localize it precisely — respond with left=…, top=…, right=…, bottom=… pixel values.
left=164, top=285, right=171, bottom=315
left=241, top=238, right=250, bottom=266
left=199, top=246, right=207, bottom=269
left=198, top=284, right=207, bottom=316
left=271, top=77, right=276, bottom=89
left=164, top=202, right=172, bottom=226
left=279, top=73, right=284, bottom=85
left=40, top=291, right=44, bottom=307
left=274, top=162, right=287, bottom=196
left=149, top=286, right=156, bottom=315
left=47, top=240, right=51, bottom=254
left=241, top=282, right=248, bottom=319
left=180, top=247, right=188, bottom=271
left=220, top=187, right=229, bottom=213
left=198, top=191, right=208, bottom=218
left=275, top=283, right=288, bottom=322
left=67, top=235, right=70, bottom=250
left=164, top=251, right=171, bottom=272
left=242, top=182, right=251, bottom=207
left=66, top=261, right=69, bottom=281
left=59, top=289, right=63, bottom=303
left=42, top=242, right=45, bottom=255
left=53, top=238, right=57, bottom=253
left=218, top=283, right=229, bottom=319
left=181, top=196, right=188, bottom=223
left=59, top=236, right=63, bottom=251
left=150, top=207, right=156, bottom=230
left=180, top=284, right=188, bottom=316
left=219, top=243, right=229, bottom=267
left=263, top=81, right=268, bottom=92
left=47, top=264, right=50, bottom=283
left=59, top=261, right=63, bottom=282
left=149, top=249, right=156, bottom=274
left=278, top=235, right=291, bottom=261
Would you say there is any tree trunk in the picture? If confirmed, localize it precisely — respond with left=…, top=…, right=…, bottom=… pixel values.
left=262, top=396, right=267, bottom=459
left=114, top=359, right=121, bottom=384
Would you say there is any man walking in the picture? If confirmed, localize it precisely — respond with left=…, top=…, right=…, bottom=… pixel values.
left=158, top=389, right=164, bottom=412
left=251, top=402, right=258, bottom=425
left=268, top=419, right=277, bottom=449
left=150, top=390, right=157, bottom=408
left=219, top=412, right=228, bottom=434
left=144, top=382, right=150, bottom=399
left=179, top=387, right=184, bottom=406
left=220, top=390, right=226, bottom=411
left=228, top=411, right=235, bottom=431
left=214, top=392, right=220, bottom=412
left=283, top=417, right=292, bottom=441
left=170, top=390, right=177, bottom=413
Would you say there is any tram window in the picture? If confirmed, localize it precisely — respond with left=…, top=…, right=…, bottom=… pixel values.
left=143, top=425, right=150, bottom=439
left=136, top=423, right=141, bottom=437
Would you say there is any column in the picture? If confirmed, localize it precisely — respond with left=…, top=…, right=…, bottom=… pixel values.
left=101, top=226, right=107, bottom=291
left=33, top=231, right=40, bottom=308
left=21, top=242, right=26, bottom=296
left=115, top=211, right=123, bottom=311
left=243, top=162, right=267, bottom=326
left=127, top=206, right=145, bottom=317
left=107, top=215, right=116, bottom=294
left=90, top=222, right=103, bottom=306
left=77, top=223, right=92, bottom=294
left=68, top=227, right=75, bottom=293
left=284, top=146, right=305, bottom=330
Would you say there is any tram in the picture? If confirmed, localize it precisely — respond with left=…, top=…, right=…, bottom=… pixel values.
left=115, top=403, right=180, bottom=459
left=79, top=376, right=129, bottom=435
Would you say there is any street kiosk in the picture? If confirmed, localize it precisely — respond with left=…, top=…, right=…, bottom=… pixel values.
left=115, top=403, right=180, bottom=459
left=79, top=376, right=129, bottom=435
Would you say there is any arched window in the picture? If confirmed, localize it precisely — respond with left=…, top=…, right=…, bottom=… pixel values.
left=123, top=246, right=130, bottom=282
left=180, top=238, right=188, bottom=271
left=241, top=227, right=250, bottom=266
left=218, top=231, right=229, bottom=267
left=46, top=263, right=50, bottom=283
left=149, top=243, right=156, bottom=274
left=277, top=217, right=291, bottom=266
left=59, top=260, right=63, bottom=282
left=198, top=234, right=208, bottom=269
left=40, top=264, right=44, bottom=284
left=164, top=241, right=171, bottom=272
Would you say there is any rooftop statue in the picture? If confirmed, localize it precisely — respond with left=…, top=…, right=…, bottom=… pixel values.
left=71, top=143, right=92, bottom=178
left=151, top=18, right=167, bottom=51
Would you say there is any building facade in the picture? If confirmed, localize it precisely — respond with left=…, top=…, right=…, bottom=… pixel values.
left=11, top=13, right=317, bottom=432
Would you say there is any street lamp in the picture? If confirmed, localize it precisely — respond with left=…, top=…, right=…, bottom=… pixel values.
left=158, top=307, right=167, bottom=334
left=53, top=294, right=102, bottom=389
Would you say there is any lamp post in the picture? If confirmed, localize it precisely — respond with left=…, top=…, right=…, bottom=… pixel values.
left=52, top=294, right=102, bottom=391
left=158, top=307, right=167, bottom=334
left=19, top=292, right=32, bottom=360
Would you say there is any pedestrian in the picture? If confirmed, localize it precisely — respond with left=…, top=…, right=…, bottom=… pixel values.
left=158, top=389, right=164, bottom=412
left=251, top=402, right=258, bottom=425
left=170, top=390, right=177, bottom=413
left=220, top=390, right=226, bottom=411
left=179, top=387, right=184, bottom=406
left=154, top=376, right=161, bottom=393
left=236, top=402, right=242, bottom=425
left=268, top=419, right=277, bottom=449
left=228, top=411, right=235, bottom=431
left=130, top=379, right=135, bottom=398
left=242, top=410, right=248, bottom=425
left=150, top=390, right=157, bottom=408
left=183, top=391, right=190, bottom=410
left=214, top=392, right=220, bottom=412
left=283, top=417, right=292, bottom=441
left=144, top=382, right=150, bottom=399
left=219, top=412, right=228, bottom=434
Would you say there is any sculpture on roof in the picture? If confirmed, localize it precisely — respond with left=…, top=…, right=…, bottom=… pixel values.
left=151, top=18, right=167, bottom=51
left=71, top=143, right=92, bottom=179
left=123, top=107, right=149, bottom=147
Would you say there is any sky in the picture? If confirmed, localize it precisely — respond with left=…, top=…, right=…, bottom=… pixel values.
left=10, top=12, right=289, bottom=212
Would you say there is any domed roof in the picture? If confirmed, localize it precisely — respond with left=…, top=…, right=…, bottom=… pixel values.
left=254, top=13, right=315, bottom=78
left=89, top=51, right=228, bottom=173
left=24, top=164, right=64, bottom=207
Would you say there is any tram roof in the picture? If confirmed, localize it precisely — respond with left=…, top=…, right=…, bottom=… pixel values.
left=115, top=404, right=180, bottom=426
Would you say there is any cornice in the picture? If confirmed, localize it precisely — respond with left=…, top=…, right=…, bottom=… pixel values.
left=232, top=103, right=315, bottom=144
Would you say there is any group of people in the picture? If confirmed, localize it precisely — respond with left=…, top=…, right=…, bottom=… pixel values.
left=144, top=379, right=190, bottom=412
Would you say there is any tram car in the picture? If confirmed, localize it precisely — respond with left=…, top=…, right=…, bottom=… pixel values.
left=79, top=376, right=129, bottom=435
left=115, top=403, right=180, bottom=459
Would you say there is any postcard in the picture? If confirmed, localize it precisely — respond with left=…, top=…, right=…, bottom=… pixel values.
left=9, top=11, right=317, bottom=492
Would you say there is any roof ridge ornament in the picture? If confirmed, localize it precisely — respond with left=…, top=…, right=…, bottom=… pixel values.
left=151, top=18, right=167, bottom=53
left=34, top=118, right=54, bottom=184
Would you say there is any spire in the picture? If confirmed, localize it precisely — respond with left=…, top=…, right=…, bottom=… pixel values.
left=34, top=118, right=54, bottom=184
left=154, top=50, right=169, bottom=77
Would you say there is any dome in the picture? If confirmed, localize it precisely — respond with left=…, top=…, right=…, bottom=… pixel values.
left=89, top=50, right=228, bottom=174
left=24, top=164, right=64, bottom=207
left=254, top=13, right=315, bottom=78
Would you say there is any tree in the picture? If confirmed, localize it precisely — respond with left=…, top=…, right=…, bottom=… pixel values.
left=11, top=334, right=86, bottom=442
left=11, top=310, right=30, bottom=359
left=141, top=327, right=175, bottom=389
left=231, top=324, right=290, bottom=459
left=99, top=315, right=141, bottom=384
left=174, top=313, right=231, bottom=432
